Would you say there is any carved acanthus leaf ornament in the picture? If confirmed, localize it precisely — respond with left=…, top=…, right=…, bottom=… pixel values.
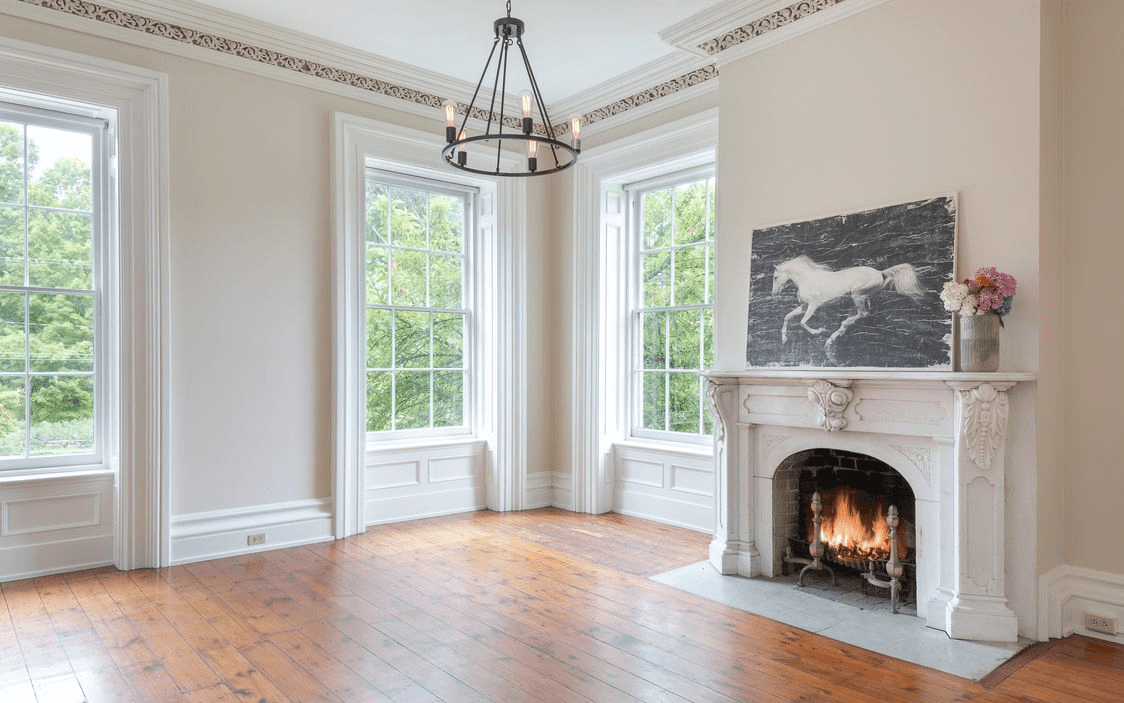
left=960, top=383, right=1009, bottom=470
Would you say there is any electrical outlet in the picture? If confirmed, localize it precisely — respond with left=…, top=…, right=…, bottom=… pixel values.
left=247, top=533, right=266, bottom=546
left=1085, top=613, right=1117, bottom=635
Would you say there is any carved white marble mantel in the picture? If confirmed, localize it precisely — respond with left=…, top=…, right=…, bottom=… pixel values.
left=703, top=370, right=1036, bottom=643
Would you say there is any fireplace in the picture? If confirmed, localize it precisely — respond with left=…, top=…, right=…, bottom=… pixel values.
left=704, top=372, right=1035, bottom=643
left=774, top=449, right=916, bottom=608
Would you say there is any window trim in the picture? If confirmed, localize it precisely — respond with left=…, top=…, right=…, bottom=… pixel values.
left=332, top=113, right=528, bottom=537
left=569, top=109, right=717, bottom=514
left=0, top=37, right=170, bottom=569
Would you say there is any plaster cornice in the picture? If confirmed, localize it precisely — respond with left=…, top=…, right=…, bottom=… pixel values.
left=5, top=0, right=885, bottom=135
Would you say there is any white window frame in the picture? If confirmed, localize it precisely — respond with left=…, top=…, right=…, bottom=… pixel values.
left=0, top=38, right=169, bottom=570
left=363, top=168, right=477, bottom=441
left=626, top=166, right=716, bottom=446
left=332, top=114, right=527, bottom=537
left=0, top=101, right=114, bottom=473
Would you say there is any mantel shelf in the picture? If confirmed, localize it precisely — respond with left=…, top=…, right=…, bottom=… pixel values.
left=702, top=369, right=1038, bottom=383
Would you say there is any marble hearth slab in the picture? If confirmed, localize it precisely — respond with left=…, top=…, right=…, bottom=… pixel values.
left=651, top=561, right=1031, bottom=680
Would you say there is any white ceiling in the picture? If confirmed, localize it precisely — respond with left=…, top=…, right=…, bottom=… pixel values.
left=186, top=0, right=723, bottom=105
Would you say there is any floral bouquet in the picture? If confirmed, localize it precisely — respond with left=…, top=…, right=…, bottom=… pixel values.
left=940, top=267, right=1017, bottom=323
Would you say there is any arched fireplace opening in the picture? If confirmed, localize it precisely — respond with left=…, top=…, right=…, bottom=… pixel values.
left=772, top=448, right=917, bottom=608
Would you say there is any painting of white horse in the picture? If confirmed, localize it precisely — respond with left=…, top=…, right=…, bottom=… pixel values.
left=771, top=256, right=925, bottom=347
left=746, top=195, right=956, bottom=369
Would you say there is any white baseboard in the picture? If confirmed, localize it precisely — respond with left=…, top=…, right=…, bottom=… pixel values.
left=0, top=533, right=114, bottom=582
left=525, top=471, right=555, bottom=509
left=551, top=470, right=574, bottom=511
left=1040, top=564, right=1124, bottom=644
left=365, top=486, right=485, bottom=525
left=613, top=493, right=713, bottom=533
left=170, top=498, right=334, bottom=566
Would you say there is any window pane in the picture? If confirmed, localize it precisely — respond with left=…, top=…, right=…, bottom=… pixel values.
left=29, top=374, right=93, bottom=455
left=0, top=292, right=24, bottom=373
left=27, top=210, right=93, bottom=290
left=0, top=122, right=25, bottom=206
left=673, top=243, right=706, bottom=307
left=27, top=126, right=91, bottom=211
left=29, top=293, right=93, bottom=373
left=432, top=312, right=463, bottom=368
left=668, top=372, right=701, bottom=434
left=642, top=250, right=671, bottom=308
left=429, top=193, right=463, bottom=254
left=365, top=182, right=388, bottom=243
left=389, top=187, right=427, bottom=249
left=366, top=308, right=392, bottom=368
left=391, top=248, right=427, bottom=307
left=0, top=376, right=25, bottom=457
left=641, top=312, right=665, bottom=369
left=366, top=245, right=389, bottom=305
left=641, top=188, right=672, bottom=249
left=433, top=370, right=463, bottom=428
left=429, top=253, right=462, bottom=310
left=394, top=310, right=429, bottom=369
left=668, top=310, right=701, bottom=370
left=394, top=370, right=430, bottom=430
left=366, top=371, right=392, bottom=432
left=641, top=371, right=666, bottom=431
left=0, top=207, right=23, bottom=286
left=674, top=181, right=707, bottom=245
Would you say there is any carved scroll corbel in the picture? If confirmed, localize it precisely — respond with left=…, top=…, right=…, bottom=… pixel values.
left=706, top=378, right=735, bottom=442
left=808, top=380, right=854, bottom=433
left=960, top=382, right=1009, bottom=470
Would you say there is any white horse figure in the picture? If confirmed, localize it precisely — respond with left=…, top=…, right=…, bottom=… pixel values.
left=771, top=255, right=925, bottom=347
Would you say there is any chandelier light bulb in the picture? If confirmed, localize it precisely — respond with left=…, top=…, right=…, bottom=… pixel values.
left=443, top=100, right=460, bottom=143
left=569, top=114, right=583, bottom=151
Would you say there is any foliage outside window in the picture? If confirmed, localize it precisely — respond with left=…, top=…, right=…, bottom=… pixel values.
left=365, top=174, right=470, bottom=435
left=634, top=174, right=716, bottom=438
left=0, top=113, right=100, bottom=465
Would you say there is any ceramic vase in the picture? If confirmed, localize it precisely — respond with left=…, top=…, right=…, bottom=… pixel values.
left=958, top=313, right=1000, bottom=372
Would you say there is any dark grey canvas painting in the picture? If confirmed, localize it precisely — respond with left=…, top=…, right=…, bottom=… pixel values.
left=746, top=195, right=956, bottom=369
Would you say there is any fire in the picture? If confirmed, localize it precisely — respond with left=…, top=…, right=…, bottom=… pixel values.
left=807, top=488, right=909, bottom=562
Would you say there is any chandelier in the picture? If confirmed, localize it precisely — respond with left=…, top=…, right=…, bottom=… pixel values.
left=441, top=1, right=581, bottom=177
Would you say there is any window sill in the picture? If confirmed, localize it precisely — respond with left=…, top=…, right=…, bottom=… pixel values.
left=615, top=438, right=714, bottom=459
left=0, top=465, right=114, bottom=487
left=366, top=435, right=486, bottom=455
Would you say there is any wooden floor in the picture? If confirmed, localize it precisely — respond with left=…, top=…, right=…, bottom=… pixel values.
left=2, top=509, right=1122, bottom=702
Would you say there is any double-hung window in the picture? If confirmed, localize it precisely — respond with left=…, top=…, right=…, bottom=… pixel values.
left=364, top=170, right=473, bottom=438
left=630, top=169, right=716, bottom=442
left=0, top=103, right=109, bottom=471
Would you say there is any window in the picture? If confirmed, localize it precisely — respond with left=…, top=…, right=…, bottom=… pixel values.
left=364, top=171, right=473, bottom=437
left=0, top=103, right=109, bottom=470
left=631, top=170, right=715, bottom=441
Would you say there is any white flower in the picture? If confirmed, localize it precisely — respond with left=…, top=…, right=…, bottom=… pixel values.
left=960, top=294, right=979, bottom=317
left=940, top=281, right=969, bottom=312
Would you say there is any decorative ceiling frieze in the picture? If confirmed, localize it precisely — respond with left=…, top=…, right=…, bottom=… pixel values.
left=697, top=0, right=847, bottom=55
left=10, top=0, right=875, bottom=134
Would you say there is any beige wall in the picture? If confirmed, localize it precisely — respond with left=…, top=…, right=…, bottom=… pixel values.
left=1061, top=0, right=1124, bottom=574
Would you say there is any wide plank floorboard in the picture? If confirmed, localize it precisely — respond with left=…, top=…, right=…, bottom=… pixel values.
left=2, top=508, right=1121, bottom=702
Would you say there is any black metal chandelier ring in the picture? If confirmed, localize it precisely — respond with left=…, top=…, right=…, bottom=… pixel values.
left=441, top=133, right=579, bottom=178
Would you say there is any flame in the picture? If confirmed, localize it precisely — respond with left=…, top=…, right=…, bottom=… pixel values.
left=807, top=488, right=909, bottom=562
